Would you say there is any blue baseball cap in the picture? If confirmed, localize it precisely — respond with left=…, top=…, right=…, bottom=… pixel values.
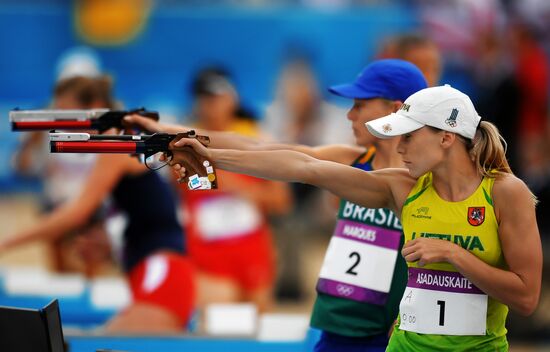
left=328, top=59, right=428, bottom=102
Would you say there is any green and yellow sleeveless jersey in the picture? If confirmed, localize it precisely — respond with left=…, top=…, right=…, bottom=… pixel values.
left=388, top=172, right=508, bottom=351
left=310, top=149, right=408, bottom=337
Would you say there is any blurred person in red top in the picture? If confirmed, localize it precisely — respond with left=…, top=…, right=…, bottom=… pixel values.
left=181, top=67, right=291, bottom=312
left=508, top=19, right=549, bottom=185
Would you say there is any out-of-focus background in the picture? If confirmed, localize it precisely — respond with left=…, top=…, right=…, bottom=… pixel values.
left=1, top=0, right=550, bottom=351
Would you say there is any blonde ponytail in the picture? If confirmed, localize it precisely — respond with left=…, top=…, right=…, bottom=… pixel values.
left=468, top=121, right=512, bottom=178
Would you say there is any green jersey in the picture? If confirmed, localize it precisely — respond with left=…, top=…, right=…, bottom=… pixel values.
left=310, top=149, right=408, bottom=337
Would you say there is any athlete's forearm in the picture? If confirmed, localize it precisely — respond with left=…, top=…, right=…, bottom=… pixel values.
left=204, top=130, right=267, bottom=150
left=211, top=148, right=315, bottom=183
left=209, top=148, right=392, bottom=210
left=448, top=249, right=538, bottom=315
left=160, top=121, right=322, bottom=154
left=204, top=133, right=357, bottom=163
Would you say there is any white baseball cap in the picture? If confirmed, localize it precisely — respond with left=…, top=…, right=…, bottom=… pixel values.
left=366, top=85, right=481, bottom=139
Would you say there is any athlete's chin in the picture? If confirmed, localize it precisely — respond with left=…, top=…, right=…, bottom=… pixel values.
left=405, top=165, right=424, bottom=178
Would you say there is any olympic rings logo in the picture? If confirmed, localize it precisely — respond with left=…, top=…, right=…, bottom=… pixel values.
left=402, top=313, right=416, bottom=324
left=336, top=284, right=354, bottom=296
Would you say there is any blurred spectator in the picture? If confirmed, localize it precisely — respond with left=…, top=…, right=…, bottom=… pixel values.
left=411, top=0, right=505, bottom=65
left=510, top=0, right=550, bottom=51
left=507, top=19, right=549, bottom=188
left=262, top=58, right=350, bottom=301
left=466, top=5, right=550, bottom=341
left=473, top=26, right=521, bottom=174
left=472, top=14, right=549, bottom=203
left=500, top=21, right=550, bottom=341
left=506, top=21, right=550, bottom=341
left=55, top=46, right=103, bottom=82
left=263, top=59, right=352, bottom=146
left=4, top=74, right=196, bottom=333
left=181, top=67, right=291, bottom=313
left=13, top=76, right=115, bottom=277
left=378, top=33, right=442, bottom=87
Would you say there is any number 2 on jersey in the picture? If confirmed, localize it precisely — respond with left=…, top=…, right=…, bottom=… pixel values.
left=346, top=251, right=361, bottom=276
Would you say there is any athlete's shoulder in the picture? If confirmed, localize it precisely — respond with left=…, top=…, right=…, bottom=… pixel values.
left=373, top=168, right=417, bottom=209
left=373, top=167, right=413, bottom=177
left=493, top=173, right=530, bottom=194
left=493, top=173, right=536, bottom=208
left=372, top=168, right=417, bottom=186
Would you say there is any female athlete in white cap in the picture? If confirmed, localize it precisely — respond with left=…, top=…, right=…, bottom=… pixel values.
left=171, top=85, right=541, bottom=351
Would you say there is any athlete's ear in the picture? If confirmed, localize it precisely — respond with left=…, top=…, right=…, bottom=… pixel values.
left=440, top=131, right=456, bottom=149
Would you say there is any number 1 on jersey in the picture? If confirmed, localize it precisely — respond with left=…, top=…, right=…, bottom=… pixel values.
left=437, top=300, right=446, bottom=326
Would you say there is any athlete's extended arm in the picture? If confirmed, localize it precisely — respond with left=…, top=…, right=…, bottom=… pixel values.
left=124, top=114, right=362, bottom=165
left=0, top=154, right=129, bottom=252
left=170, top=138, right=412, bottom=212
left=402, top=175, right=542, bottom=315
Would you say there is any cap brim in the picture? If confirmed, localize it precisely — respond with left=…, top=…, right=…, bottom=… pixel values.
left=328, top=83, right=379, bottom=99
left=366, top=112, right=425, bottom=139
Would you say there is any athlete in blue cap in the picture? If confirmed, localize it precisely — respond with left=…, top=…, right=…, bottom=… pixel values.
left=126, top=58, right=428, bottom=351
